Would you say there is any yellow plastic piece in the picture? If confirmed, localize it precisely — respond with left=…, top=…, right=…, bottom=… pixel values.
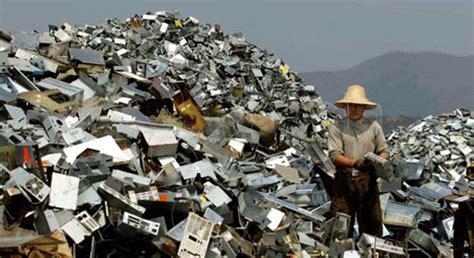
left=323, top=120, right=333, bottom=127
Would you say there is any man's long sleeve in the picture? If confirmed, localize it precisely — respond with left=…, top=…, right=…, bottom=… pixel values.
left=373, top=122, right=389, bottom=157
left=328, top=124, right=343, bottom=162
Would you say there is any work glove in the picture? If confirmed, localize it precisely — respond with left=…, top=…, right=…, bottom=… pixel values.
left=354, top=158, right=369, bottom=170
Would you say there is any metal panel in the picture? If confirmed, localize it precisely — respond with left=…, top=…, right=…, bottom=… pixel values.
left=138, top=126, right=178, bottom=157
left=99, top=183, right=146, bottom=215
left=37, top=78, right=84, bottom=103
left=49, top=173, right=80, bottom=210
left=111, top=169, right=151, bottom=186
left=69, top=48, right=105, bottom=65
left=260, top=192, right=326, bottom=225
left=179, top=159, right=217, bottom=180
left=357, top=233, right=404, bottom=255
left=122, top=212, right=160, bottom=235
left=383, top=201, right=420, bottom=227
left=365, top=152, right=395, bottom=182
left=178, top=213, right=213, bottom=258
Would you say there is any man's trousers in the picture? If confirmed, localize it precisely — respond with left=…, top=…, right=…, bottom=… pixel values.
left=330, top=170, right=383, bottom=238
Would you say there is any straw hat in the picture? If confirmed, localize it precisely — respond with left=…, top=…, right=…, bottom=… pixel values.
left=334, top=84, right=377, bottom=109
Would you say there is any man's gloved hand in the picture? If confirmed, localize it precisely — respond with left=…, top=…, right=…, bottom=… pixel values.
left=354, top=158, right=369, bottom=170
left=379, top=152, right=389, bottom=161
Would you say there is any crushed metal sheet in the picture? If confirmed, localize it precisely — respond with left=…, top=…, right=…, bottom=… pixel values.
left=166, top=218, right=188, bottom=242
left=266, top=208, right=285, bottom=231
left=273, top=164, right=300, bottom=183
left=111, top=169, right=151, bottom=186
left=37, top=78, right=84, bottom=103
left=203, top=181, right=232, bottom=207
left=17, top=90, right=77, bottom=113
left=265, top=154, right=290, bottom=169
left=260, top=192, right=326, bottom=225
left=61, top=217, right=88, bottom=244
left=203, top=208, right=224, bottom=225
left=138, top=126, right=178, bottom=157
left=99, top=183, right=146, bottom=215
left=178, top=159, right=217, bottom=180
left=69, top=48, right=105, bottom=66
left=63, top=135, right=131, bottom=164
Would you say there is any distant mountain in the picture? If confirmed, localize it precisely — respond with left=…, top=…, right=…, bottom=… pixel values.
left=380, top=115, right=419, bottom=133
left=300, top=51, right=474, bottom=117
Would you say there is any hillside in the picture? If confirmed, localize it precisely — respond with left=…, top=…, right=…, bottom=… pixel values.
left=300, top=51, right=474, bottom=117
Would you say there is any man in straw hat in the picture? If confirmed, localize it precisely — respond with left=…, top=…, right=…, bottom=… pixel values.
left=328, top=84, right=389, bottom=238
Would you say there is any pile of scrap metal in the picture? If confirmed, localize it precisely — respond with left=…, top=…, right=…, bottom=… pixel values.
left=383, top=109, right=474, bottom=257
left=0, top=11, right=335, bottom=258
left=0, top=10, right=471, bottom=257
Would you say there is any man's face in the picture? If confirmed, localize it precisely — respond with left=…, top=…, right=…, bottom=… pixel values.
left=345, top=104, right=366, bottom=121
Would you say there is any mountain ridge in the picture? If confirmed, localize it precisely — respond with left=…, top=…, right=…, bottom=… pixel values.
left=300, top=51, right=474, bottom=117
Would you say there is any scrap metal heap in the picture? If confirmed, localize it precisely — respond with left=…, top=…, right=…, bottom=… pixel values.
left=384, top=109, right=474, bottom=257
left=388, top=109, right=473, bottom=183
left=0, top=10, right=472, bottom=257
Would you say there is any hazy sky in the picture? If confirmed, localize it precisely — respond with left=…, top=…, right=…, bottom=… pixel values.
left=0, top=0, right=472, bottom=72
